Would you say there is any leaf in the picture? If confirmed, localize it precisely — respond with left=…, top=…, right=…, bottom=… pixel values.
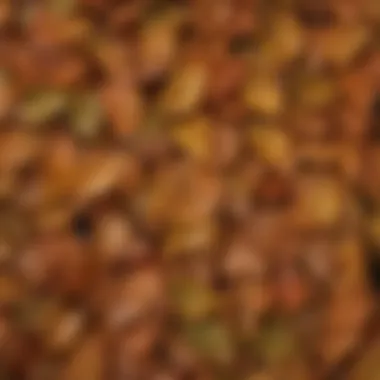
left=349, top=337, right=380, bottom=380
left=170, top=117, right=211, bottom=162
left=170, top=280, right=218, bottom=321
left=71, top=93, right=105, bottom=139
left=255, top=321, right=299, bottom=367
left=48, top=0, right=77, bottom=16
left=61, top=334, right=103, bottom=380
left=183, top=320, right=234, bottom=365
left=20, top=91, right=69, bottom=126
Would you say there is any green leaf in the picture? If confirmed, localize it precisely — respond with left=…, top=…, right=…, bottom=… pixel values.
left=20, top=91, right=69, bottom=126
left=255, top=321, right=299, bottom=367
left=71, top=93, right=105, bottom=139
left=170, top=280, right=218, bottom=321
left=183, top=320, right=234, bottom=365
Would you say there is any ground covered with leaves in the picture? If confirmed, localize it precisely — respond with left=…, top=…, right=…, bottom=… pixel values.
left=0, top=0, right=380, bottom=379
